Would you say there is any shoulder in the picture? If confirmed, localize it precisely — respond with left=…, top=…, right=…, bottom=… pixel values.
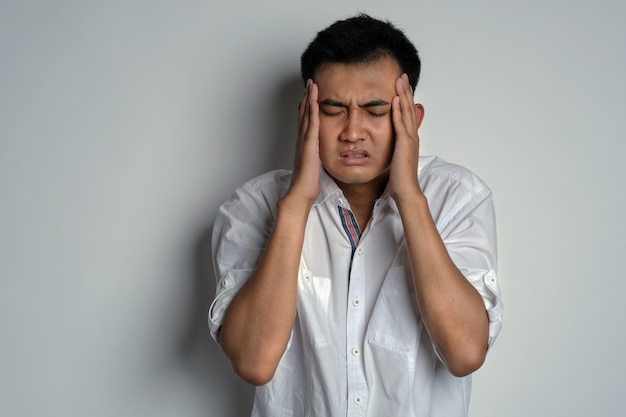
left=419, top=156, right=492, bottom=197
left=230, top=169, right=293, bottom=204
left=238, top=169, right=293, bottom=196
left=418, top=156, right=494, bottom=229
left=217, top=170, right=292, bottom=220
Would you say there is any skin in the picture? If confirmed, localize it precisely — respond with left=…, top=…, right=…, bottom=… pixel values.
left=219, top=55, right=490, bottom=385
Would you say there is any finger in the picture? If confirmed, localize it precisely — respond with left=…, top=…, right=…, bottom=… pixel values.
left=305, top=82, right=319, bottom=140
left=300, top=81, right=319, bottom=139
left=395, top=74, right=417, bottom=133
left=391, top=95, right=407, bottom=137
left=396, top=74, right=417, bottom=132
left=298, top=80, right=312, bottom=137
left=392, top=77, right=407, bottom=134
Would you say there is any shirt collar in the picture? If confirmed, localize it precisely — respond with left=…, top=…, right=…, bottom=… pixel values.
left=313, top=156, right=435, bottom=210
left=315, top=167, right=343, bottom=206
left=377, top=156, right=436, bottom=212
left=315, top=168, right=396, bottom=212
left=375, top=188, right=398, bottom=213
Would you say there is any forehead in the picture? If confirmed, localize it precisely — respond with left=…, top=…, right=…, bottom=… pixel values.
left=313, top=55, right=402, bottom=100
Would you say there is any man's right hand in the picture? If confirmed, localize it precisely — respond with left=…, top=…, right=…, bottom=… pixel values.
left=219, top=80, right=322, bottom=386
left=289, top=79, right=320, bottom=204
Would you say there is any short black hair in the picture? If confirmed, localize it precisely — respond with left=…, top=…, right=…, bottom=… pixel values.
left=300, top=14, right=421, bottom=90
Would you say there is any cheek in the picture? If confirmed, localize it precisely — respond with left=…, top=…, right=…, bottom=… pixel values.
left=318, top=121, right=336, bottom=151
left=374, top=120, right=395, bottom=160
left=318, top=118, right=337, bottom=136
left=366, top=113, right=392, bottom=131
left=371, top=119, right=395, bottom=142
left=317, top=134, right=332, bottom=164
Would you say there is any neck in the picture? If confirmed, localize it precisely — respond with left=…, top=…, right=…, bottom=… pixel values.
left=332, top=173, right=388, bottom=229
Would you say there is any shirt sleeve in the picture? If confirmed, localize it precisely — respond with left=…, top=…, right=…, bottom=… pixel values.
left=423, top=163, right=503, bottom=353
left=444, top=192, right=503, bottom=353
left=208, top=171, right=289, bottom=343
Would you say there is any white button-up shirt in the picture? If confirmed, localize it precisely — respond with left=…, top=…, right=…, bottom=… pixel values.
left=209, top=156, right=503, bottom=417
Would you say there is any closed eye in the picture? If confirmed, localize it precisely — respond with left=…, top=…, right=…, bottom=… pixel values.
left=320, top=107, right=345, bottom=117
left=319, top=99, right=390, bottom=118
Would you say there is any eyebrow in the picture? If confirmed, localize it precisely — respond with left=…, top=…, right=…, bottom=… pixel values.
left=319, top=98, right=390, bottom=108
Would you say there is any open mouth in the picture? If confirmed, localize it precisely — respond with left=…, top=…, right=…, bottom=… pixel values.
left=339, top=149, right=370, bottom=165
left=340, top=150, right=369, bottom=158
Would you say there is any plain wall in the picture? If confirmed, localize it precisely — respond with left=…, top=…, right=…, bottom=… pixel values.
left=1, top=0, right=625, bottom=416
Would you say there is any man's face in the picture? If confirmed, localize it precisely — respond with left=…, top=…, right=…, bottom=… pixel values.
left=314, top=55, right=403, bottom=192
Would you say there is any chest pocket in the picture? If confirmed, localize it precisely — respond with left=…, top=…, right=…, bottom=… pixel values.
left=366, top=265, right=421, bottom=355
left=297, top=265, right=332, bottom=347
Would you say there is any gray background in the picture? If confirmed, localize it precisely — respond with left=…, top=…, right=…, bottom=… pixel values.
left=2, top=0, right=624, bottom=416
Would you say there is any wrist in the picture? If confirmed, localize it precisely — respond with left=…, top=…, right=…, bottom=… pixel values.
left=277, top=192, right=315, bottom=217
left=390, top=180, right=424, bottom=204
left=394, top=188, right=428, bottom=213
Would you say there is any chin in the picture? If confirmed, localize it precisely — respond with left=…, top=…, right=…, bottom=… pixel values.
left=325, top=167, right=389, bottom=188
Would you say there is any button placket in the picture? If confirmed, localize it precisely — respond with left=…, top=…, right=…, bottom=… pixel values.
left=345, top=243, right=367, bottom=415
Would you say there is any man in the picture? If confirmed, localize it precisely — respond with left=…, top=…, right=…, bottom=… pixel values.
left=209, top=14, right=502, bottom=417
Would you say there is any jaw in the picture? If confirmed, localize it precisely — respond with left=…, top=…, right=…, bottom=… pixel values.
left=324, top=165, right=390, bottom=198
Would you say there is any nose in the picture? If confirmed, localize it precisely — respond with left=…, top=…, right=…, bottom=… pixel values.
left=339, top=109, right=365, bottom=143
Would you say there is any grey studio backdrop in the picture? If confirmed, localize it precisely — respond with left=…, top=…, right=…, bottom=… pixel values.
left=1, top=1, right=624, bottom=416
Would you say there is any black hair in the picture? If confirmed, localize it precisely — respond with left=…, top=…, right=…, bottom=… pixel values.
left=300, top=14, right=421, bottom=90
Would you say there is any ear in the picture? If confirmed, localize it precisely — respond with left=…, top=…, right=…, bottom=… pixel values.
left=414, top=103, right=425, bottom=129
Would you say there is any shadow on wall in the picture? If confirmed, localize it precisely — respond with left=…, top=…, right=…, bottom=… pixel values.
left=263, top=73, right=305, bottom=171
left=178, top=72, right=305, bottom=416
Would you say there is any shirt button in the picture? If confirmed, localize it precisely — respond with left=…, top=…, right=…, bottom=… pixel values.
left=351, top=348, right=360, bottom=356
left=221, top=276, right=233, bottom=289
left=303, top=270, right=312, bottom=282
left=357, top=247, right=363, bottom=255
left=352, top=297, right=361, bottom=307
left=354, top=396, right=362, bottom=405
left=338, top=197, right=345, bottom=205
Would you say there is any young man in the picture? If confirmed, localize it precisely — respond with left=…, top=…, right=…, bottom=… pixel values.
left=209, top=14, right=502, bottom=417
